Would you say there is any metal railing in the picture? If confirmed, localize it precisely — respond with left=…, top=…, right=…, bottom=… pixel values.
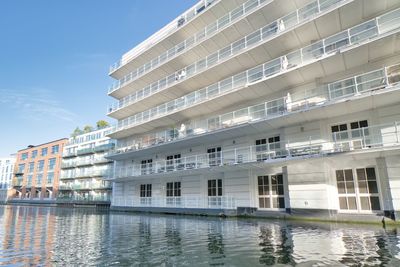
left=59, top=182, right=112, bottom=190
left=108, top=0, right=269, bottom=80
left=109, top=8, right=400, bottom=135
left=61, top=157, right=112, bottom=169
left=113, top=121, right=400, bottom=179
left=108, top=0, right=350, bottom=111
left=109, top=0, right=218, bottom=74
left=109, top=63, right=400, bottom=156
left=112, top=196, right=236, bottom=209
left=60, top=169, right=111, bottom=180
left=57, top=195, right=111, bottom=202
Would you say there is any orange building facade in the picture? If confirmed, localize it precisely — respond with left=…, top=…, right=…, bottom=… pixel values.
left=12, top=139, right=67, bottom=201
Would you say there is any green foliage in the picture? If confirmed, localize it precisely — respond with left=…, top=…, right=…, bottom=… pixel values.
left=96, top=120, right=109, bottom=129
left=71, top=127, right=83, bottom=138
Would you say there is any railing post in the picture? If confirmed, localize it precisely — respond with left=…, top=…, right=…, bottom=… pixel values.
left=384, top=66, right=390, bottom=86
left=395, top=122, right=399, bottom=144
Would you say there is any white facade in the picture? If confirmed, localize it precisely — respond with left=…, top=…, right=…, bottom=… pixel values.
left=106, top=0, right=400, bottom=221
left=58, top=127, right=115, bottom=203
left=0, top=156, right=16, bottom=202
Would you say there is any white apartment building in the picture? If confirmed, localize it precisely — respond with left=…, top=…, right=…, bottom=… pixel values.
left=106, top=0, right=400, bottom=222
left=0, top=156, right=15, bottom=203
left=58, top=127, right=114, bottom=205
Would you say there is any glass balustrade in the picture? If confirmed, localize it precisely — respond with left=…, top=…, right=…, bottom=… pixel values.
left=108, top=0, right=348, bottom=107
left=108, top=0, right=275, bottom=93
left=109, top=8, right=400, bottom=135
left=113, top=121, right=400, bottom=179
left=109, top=63, right=400, bottom=155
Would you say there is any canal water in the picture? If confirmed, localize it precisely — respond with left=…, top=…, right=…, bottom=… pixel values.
left=0, top=206, right=400, bottom=266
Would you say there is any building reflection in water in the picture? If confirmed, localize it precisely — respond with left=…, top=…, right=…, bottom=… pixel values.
left=1, top=206, right=400, bottom=266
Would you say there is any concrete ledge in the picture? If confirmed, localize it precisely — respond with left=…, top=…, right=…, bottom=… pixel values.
left=111, top=206, right=236, bottom=216
left=7, top=199, right=57, bottom=207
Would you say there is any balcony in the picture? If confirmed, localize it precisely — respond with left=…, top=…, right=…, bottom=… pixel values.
left=112, top=196, right=236, bottom=210
left=108, top=8, right=400, bottom=138
left=57, top=195, right=111, bottom=203
left=62, top=151, right=77, bottom=158
left=60, top=170, right=110, bottom=180
left=108, top=64, right=400, bottom=159
left=75, top=143, right=115, bottom=156
left=109, top=0, right=220, bottom=76
left=112, top=121, right=400, bottom=180
left=108, top=0, right=353, bottom=117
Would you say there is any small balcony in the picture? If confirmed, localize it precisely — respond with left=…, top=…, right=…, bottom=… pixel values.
left=109, top=8, right=400, bottom=138
left=108, top=0, right=352, bottom=116
left=57, top=194, right=111, bottom=203
left=112, top=121, right=400, bottom=180
left=62, top=151, right=77, bottom=158
left=112, top=196, right=236, bottom=210
left=107, top=63, right=400, bottom=159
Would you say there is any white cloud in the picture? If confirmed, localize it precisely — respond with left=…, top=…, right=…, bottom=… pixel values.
left=0, top=88, right=79, bottom=123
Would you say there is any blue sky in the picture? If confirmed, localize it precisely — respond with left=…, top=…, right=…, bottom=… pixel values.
left=0, top=0, right=198, bottom=156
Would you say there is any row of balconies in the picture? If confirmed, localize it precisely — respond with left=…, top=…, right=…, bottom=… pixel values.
left=109, top=64, right=400, bottom=157
left=109, top=8, right=400, bottom=136
left=62, top=143, right=115, bottom=158
left=113, top=121, right=400, bottom=180
left=57, top=194, right=111, bottom=202
left=112, top=196, right=236, bottom=209
left=59, top=182, right=112, bottom=191
left=108, top=0, right=351, bottom=111
left=109, top=0, right=219, bottom=74
left=61, top=157, right=112, bottom=169
left=108, top=0, right=270, bottom=86
left=60, top=169, right=111, bottom=180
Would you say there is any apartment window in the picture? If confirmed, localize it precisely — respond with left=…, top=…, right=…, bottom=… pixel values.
left=166, top=154, right=181, bottom=171
left=27, top=175, right=33, bottom=187
left=47, top=172, right=54, bottom=186
left=207, top=147, right=221, bottom=166
left=37, top=160, right=45, bottom=172
left=208, top=179, right=222, bottom=207
left=41, top=148, right=48, bottom=156
left=350, top=120, right=369, bottom=138
left=48, top=158, right=56, bottom=171
left=28, top=162, right=35, bottom=173
left=166, top=182, right=181, bottom=197
left=31, top=150, right=38, bottom=159
left=336, top=168, right=380, bottom=212
left=21, top=153, right=28, bottom=161
left=141, top=159, right=153, bottom=175
left=258, top=174, right=285, bottom=209
left=51, top=145, right=59, bottom=154
left=255, top=136, right=280, bottom=161
left=331, top=120, right=368, bottom=140
left=36, top=174, right=43, bottom=187
left=17, top=164, right=25, bottom=174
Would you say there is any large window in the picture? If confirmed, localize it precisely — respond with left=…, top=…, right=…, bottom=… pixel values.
left=41, top=147, right=48, bottom=156
left=51, top=145, right=59, bottom=154
left=31, top=150, right=38, bottom=159
left=140, top=184, right=152, bottom=205
left=28, top=162, right=35, bottom=173
left=166, top=182, right=181, bottom=206
left=207, top=147, right=221, bottom=166
left=36, top=174, right=43, bottom=187
left=37, top=160, right=45, bottom=172
left=140, top=159, right=153, bottom=175
left=21, top=153, right=28, bottom=161
left=17, top=164, right=25, bottom=174
left=47, top=172, right=54, bottom=186
left=336, top=168, right=380, bottom=212
left=48, top=158, right=56, bottom=171
left=331, top=120, right=368, bottom=141
left=208, top=179, right=222, bottom=207
left=166, top=154, right=181, bottom=171
left=258, top=174, right=285, bottom=209
left=255, top=136, right=280, bottom=161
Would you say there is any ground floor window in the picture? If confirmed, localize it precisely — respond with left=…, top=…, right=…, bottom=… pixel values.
left=258, top=174, right=285, bottom=209
left=208, top=179, right=223, bottom=207
left=166, top=182, right=181, bottom=206
left=336, top=167, right=380, bottom=212
left=140, top=184, right=152, bottom=205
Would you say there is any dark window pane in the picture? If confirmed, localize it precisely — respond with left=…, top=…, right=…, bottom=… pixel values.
left=277, top=185, right=284, bottom=195
left=339, top=124, right=347, bottom=131
left=339, top=197, right=348, bottom=209
left=358, top=181, right=368, bottom=193
left=350, top=122, right=359, bottom=129
left=348, top=197, right=357, bottom=210
left=258, top=186, right=264, bottom=195
left=360, top=120, right=368, bottom=128
left=337, top=182, right=346, bottom=194
left=277, top=174, right=283, bottom=184
left=366, top=168, right=376, bottom=180
left=336, top=170, right=344, bottom=181
left=332, top=125, right=339, bottom=132
left=259, top=198, right=265, bottom=208
left=368, top=181, right=379, bottom=194
left=346, top=181, right=355, bottom=194
left=357, top=169, right=366, bottom=181
left=278, top=197, right=285, bottom=208
left=370, top=197, right=380, bottom=210
left=345, top=169, right=353, bottom=181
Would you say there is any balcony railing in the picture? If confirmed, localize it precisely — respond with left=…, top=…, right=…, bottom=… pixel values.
left=108, top=0, right=273, bottom=92
left=108, top=0, right=350, bottom=112
left=112, top=196, right=236, bottom=209
left=61, top=157, right=112, bottom=169
left=59, top=183, right=112, bottom=191
left=110, top=8, right=400, bottom=135
left=60, top=170, right=111, bottom=180
left=57, top=195, right=111, bottom=202
left=109, top=63, right=400, bottom=156
left=109, top=0, right=218, bottom=74
left=113, top=121, right=400, bottom=179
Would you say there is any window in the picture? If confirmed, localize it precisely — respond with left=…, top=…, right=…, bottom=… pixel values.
left=31, top=150, right=38, bottom=159
left=207, top=147, right=221, bottom=166
left=48, top=158, right=56, bottom=171
left=140, top=184, right=152, bottom=205
left=350, top=120, right=369, bottom=138
left=208, top=179, right=222, bottom=207
left=140, top=159, right=153, bottom=175
left=21, top=153, right=28, bottom=161
left=336, top=168, right=380, bottom=212
left=51, top=145, right=59, bottom=154
left=258, top=174, right=285, bottom=209
left=27, top=175, right=33, bottom=187
left=166, top=182, right=181, bottom=197
left=47, top=172, right=54, bottom=186
left=37, top=160, right=45, bottom=172
left=331, top=120, right=368, bottom=141
left=17, top=164, right=25, bottom=174
left=166, top=154, right=181, bottom=171
left=255, top=136, right=280, bottom=161
left=41, top=148, right=48, bottom=156
left=28, top=162, right=35, bottom=173
left=36, top=174, right=43, bottom=187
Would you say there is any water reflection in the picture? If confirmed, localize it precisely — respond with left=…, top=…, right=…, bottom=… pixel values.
left=1, top=206, right=400, bottom=266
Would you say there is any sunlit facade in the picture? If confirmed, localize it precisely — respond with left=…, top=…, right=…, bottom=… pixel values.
left=0, top=156, right=15, bottom=203
left=106, top=0, right=400, bottom=221
left=57, top=127, right=114, bottom=205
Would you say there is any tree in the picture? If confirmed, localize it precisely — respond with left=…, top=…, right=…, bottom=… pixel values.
left=83, top=125, right=94, bottom=133
left=71, top=127, right=83, bottom=138
left=96, top=120, right=109, bottom=129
